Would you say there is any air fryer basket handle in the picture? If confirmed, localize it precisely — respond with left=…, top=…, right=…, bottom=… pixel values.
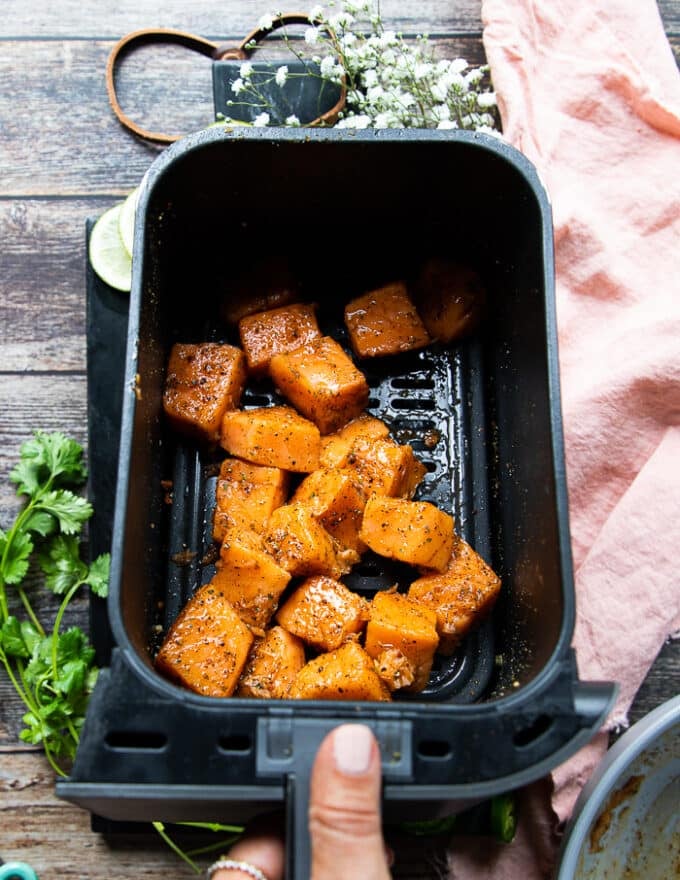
left=285, top=770, right=311, bottom=880
left=255, top=716, right=414, bottom=880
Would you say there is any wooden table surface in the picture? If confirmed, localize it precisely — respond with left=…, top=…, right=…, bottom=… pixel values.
left=1, top=2, right=679, bottom=878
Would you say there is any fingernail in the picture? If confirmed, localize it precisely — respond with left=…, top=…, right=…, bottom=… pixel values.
left=332, top=724, right=374, bottom=776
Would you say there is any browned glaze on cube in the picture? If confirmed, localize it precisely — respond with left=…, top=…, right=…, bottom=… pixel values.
left=239, top=302, right=321, bottom=377
left=163, top=342, right=247, bottom=443
left=344, top=281, right=430, bottom=358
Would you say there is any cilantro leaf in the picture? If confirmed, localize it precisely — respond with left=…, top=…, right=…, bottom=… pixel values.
left=0, top=529, right=33, bottom=585
left=20, top=620, right=42, bottom=655
left=13, top=431, right=87, bottom=491
left=9, top=458, right=42, bottom=498
left=85, top=553, right=110, bottom=598
left=20, top=711, right=51, bottom=746
left=0, top=616, right=30, bottom=658
left=56, top=658, right=88, bottom=699
left=24, top=634, right=53, bottom=685
left=38, top=535, right=88, bottom=594
left=37, top=490, right=92, bottom=535
left=23, top=509, right=56, bottom=537
left=58, top=627, right=95, bottom=666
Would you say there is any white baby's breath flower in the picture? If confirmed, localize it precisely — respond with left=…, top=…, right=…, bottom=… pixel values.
left=465, top=67, right=485, bottom=87
left=477, top=91, right=496, bottom=109
left=222, top=1, right=499, bottom=135
left=329, top=11, right=354, bottom=29
left=275, top=65, right=289, bottom=87
left=445, top=72, right=466, bottom=93
left=320, top=55, right=336, bottom=77
left=366, top=84, right=385, bottom=102
left=431, top=80, right=448, bottom=102
left=432, top=103, right=450, bottom=122
left=336, top=113, right=372, bottom=128
left=477, top=124, right=503, bottom=138
left=414, top=62, right=434, bottom=81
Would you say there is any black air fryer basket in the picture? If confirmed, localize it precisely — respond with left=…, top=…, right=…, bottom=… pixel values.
left=58, top=128, right=615, bottom=880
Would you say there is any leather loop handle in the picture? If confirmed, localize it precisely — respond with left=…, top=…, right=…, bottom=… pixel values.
left=106, top=28, right=222, bottom=144
left=106, top=13, right=345, bottom=145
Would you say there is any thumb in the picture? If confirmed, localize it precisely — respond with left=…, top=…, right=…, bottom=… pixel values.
left=309, top=724, right=391, bottom=880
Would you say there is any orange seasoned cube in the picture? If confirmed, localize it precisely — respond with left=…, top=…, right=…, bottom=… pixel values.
left=154, top=583, right=253, bottom=698
left=344, top=281, right=430, bottom=359
left=221, top=255, right=300, bottom=325
left=288, top=641, right=391, bottom=701
left=408, top=536, right=501, bottom=655
left=413, top=259, right=486, bottom=343
left=210, top=527, right=291, bottom=629
left=359, top=496, right=454, bottom=572
left=264, top=504, right=346, bottom=579
left=343, top=437, right=426, bottom=499
left=212, top=457, right=289, bottom=544
left=320, top=415, right=391, bottom=468
left=238, top=302, right=321, bottom=377
left=371, top=647, right=415, bottom=692
left=237, top=626, right=306, bottom=699
left=220, top=406, right=321, bottom=472
left=292, top=468, right=366, bottom=553
left=276, top=575, right=369, bottom=652
left=163, top=343, right=247, bottom=443
left=365, top=590, right=439, bottom=692
left=270, top=336, right=369, bottom=435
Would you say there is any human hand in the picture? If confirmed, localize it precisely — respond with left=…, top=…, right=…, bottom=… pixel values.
left=208, top=723, right=392, bottom=880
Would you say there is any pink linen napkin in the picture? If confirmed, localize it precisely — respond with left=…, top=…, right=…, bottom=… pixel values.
left=449, top=0, right=680, bottom=875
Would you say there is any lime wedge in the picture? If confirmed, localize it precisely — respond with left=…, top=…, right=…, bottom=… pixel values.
left=89, top=203, right=132, bottom=292
left=118, top=187, right=138, bottom=259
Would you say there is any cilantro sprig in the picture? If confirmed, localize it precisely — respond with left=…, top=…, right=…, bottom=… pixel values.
left=0, top=431, right=109, bottom=777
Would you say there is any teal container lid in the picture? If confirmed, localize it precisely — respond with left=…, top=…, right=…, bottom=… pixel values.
left=0, top=863, right=39, bottom=880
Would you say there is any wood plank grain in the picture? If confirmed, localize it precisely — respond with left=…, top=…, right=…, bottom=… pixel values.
left=624, top=636, right=680, bottom=728
left=0, top=0, right=484, bottom=39
left=0, top=41, right=211, bottom=196
left=0, top=199, right=119, bottom=371
left=0, top=36, right=486, bottom=197
left=1, top=0, right=678, bottom=41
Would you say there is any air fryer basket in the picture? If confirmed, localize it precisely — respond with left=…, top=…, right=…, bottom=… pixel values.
left=58, top=128, right=615, bottom=880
